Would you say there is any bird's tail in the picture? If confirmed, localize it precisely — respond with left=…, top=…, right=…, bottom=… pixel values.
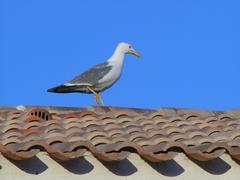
left=47, top=85, right=82, bottom=93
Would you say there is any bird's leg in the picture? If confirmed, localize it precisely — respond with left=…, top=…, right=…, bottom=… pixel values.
left=95, top=93, right=104, bottom=106
left=94, top=95, right=101, bottom=105
left=98, top=93, right=104, bottom=106
left=87, top=86, right=103, bottom=106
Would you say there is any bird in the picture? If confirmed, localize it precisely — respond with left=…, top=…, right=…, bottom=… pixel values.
left=47, top=42, right=141, bottom=105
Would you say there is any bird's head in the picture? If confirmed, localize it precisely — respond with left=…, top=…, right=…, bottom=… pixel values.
left=118, top=42, right=141, bottom=58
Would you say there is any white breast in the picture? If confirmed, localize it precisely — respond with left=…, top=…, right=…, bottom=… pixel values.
left=98, top=45, right=125, bottom=89
left=98, top=62, right=123, bottom=86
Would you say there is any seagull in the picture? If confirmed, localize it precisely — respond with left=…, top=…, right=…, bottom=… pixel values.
left=47, top=42, right=141, bottom=105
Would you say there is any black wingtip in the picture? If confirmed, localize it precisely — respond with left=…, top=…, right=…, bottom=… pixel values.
left=47, top=87, right=56, bottom=92
left=47, top=85, right=78, bottom=93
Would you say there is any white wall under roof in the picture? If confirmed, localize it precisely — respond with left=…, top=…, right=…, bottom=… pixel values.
left=0, top=152, right=239, bottom=180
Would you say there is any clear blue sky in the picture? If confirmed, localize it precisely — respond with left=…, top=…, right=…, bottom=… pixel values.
left=1, top=0, right=240, bottom=110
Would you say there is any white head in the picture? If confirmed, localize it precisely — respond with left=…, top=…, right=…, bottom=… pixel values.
left=116, top=42, right=141, bottom=58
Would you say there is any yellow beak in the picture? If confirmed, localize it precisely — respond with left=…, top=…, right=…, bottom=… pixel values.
left=131, top=50, right=141, bottom=58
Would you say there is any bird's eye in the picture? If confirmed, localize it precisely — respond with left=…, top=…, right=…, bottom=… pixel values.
left=129, top=45, right=132, bottom=48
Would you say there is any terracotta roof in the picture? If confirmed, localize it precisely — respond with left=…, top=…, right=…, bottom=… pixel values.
left=1, top=106, right=240, bottom=162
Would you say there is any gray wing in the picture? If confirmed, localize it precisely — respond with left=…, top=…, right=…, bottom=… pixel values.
left=66, top=62, right=112, bottom=86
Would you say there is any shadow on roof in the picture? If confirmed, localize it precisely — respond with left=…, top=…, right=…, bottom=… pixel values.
left=99, top=159, right=137, bottom=176
left=191, top=157, right=231, bottom=175
left=54, top=157, right=94, bottom=175
left=146, top=159, right=184, bottom=177
left=6, top=156, right=48, bottom=175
